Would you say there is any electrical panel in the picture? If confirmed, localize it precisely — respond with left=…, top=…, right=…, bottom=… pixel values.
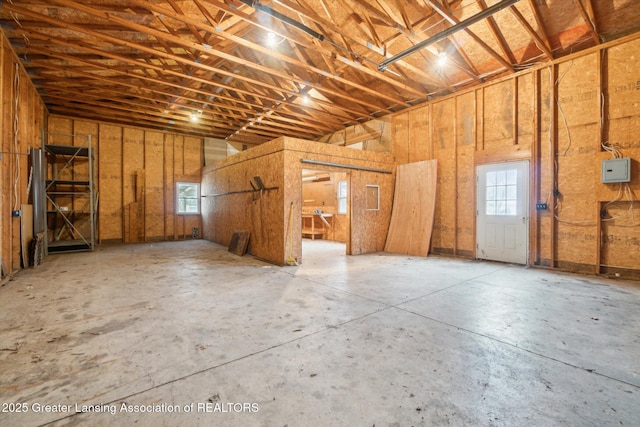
left=601, top=158, right=631, bottom=183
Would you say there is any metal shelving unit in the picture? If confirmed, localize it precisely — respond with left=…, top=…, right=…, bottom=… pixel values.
left=42, top=131, right=96, bottom=253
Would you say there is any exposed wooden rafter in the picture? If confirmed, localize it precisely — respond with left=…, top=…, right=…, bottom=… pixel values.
left=0, top=0, right=636, bottom=143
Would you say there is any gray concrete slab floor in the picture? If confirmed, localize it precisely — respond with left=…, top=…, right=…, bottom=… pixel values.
left=0, top=239, right=639, bottom=426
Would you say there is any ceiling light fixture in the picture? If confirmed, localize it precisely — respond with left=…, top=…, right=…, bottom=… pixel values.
left=267, top=31, right=277, bottom=46
left=437, top=51, right=447, bottom=67
left=378, top=0, right=522, bottom=71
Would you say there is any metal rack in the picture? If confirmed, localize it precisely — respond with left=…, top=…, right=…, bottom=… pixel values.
left=42, top=131, right=96, bottom=253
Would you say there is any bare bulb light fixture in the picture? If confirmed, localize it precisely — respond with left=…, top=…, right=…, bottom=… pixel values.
left=437, top=51, right=447, bottom=67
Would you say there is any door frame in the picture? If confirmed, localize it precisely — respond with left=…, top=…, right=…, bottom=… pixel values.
left=476, top=160, right=530, bottom=265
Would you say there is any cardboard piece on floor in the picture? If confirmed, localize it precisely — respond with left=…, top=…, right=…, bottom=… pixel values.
left=384, top=160, right=437, bottom=257
left=228, top=231, right=250, bottom=256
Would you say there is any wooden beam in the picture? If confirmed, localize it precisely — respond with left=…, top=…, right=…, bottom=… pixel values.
left=572, top=0, right=600, bottom=45
left=421, top=0, right=515, bottom=72
left=476, top=0, right=516, bottom=64
left=509, top=5, right=553, bottom=60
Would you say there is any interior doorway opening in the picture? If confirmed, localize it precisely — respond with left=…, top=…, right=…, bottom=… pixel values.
left=301, top=168, right=348, bottom=259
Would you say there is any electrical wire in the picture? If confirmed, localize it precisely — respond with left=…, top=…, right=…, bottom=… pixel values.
left=13, top=62, right=20, bottom=211
left=547, top=59, right=637, bottom=227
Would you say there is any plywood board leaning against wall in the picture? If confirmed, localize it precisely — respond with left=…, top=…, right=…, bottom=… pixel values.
left=385, top=160, right=437, bottom=257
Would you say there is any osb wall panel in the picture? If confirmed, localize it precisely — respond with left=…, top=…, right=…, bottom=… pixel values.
left=392, top=112, right=410, bottom=165
left=554, top=53, right=601, bottom=269
left=599, top=37, right=640, bottom=273
left=145, top=131, right=165, bottom=240
left=389, top=35, right=639, bottom=277
left=283, top=137, right=394, bottom=258
left=456, top=92, right=476, bottom=256
left=408, top=107, right=431, bottom=162
left=601, top=203, right=640, bottom=276
left=98, top=125, right=123, bottom=240
left=317, top=119, right=392, bottom=153
left=349, top=169, right=393, bottom=255
left=48, top=116, right=202, bottom=244
left=163, top=134, right=175, bottom=239
left=202, top=137, right=394, bottom=264
left=483, top=79, right=515, bottom=149
left=605, top=37, right=640, bottom=150
left=517, top=74, right=535, bottom=147
left=1, top=29, right=47, bottom=273
left=202, top=147, right=285, bottom=265
left=537, top=67, right=554, bottom=265
left=431, top=98, right=456, bottom=254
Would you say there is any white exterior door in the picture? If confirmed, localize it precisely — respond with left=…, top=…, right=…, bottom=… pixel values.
left=476, top=161, right=529, bottom=264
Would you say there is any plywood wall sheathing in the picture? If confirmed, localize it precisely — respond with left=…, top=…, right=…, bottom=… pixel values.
left=409, top=108, right=431, bottom=162
left=483, top=80, right=515, bottom=149
left=1, top=29, right=47, bottom=273
left=537, top=66, right=554, bottom=266
left=47, top=116, right=202, bottom=245
left=455, top=92, right=477, bottom=257
left=98, top=125, right=123, bottom=241
left=202, top=137, right=394, bottom=265
left=318, top=119, right=392, bottom=153
left=392, top=113, right=410, bottom=165
left=388, top=35, right=639, bottom=277
left=554, top=53, right=601, bottom=270
left=164, top=134, right=175, bottom=240
left=145, top=131, right=165, bottom=241
left=431, top=99, right=456, bottom=254
left=598, top=37, right=640, bottom=276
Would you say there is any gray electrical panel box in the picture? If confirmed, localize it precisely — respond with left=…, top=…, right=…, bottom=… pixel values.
left=601, top=157, right=631, bottom=183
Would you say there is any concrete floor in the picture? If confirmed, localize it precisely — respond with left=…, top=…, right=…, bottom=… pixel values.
left=1, top=240, right=639, bottom=427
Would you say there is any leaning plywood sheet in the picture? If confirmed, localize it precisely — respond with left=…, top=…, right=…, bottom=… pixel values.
left=384, top=160, right=437, bottom=256
left=20, top=204, right=33, bottom=268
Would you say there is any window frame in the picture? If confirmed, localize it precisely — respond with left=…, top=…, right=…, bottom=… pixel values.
left=176, top=182, right=201, bottom=215
left=365, top=184, right=380, bottom=211
left=337, top=180, right=348, bottom=215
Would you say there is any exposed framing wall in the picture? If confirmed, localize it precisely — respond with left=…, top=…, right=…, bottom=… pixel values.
left=48, top=116, right=203, bottom=244
left=0, top=29, right=47, bottom=276
left=391, top=34, right=640, bottom=279
left=201, top=137, right=395, bottom=265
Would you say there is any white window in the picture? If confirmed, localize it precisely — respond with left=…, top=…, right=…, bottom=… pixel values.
left=338, top=180, right=348, bottom=214
left=485, top=169, right=517, bottom=216
left=176, top=182, right=200, bottom=214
